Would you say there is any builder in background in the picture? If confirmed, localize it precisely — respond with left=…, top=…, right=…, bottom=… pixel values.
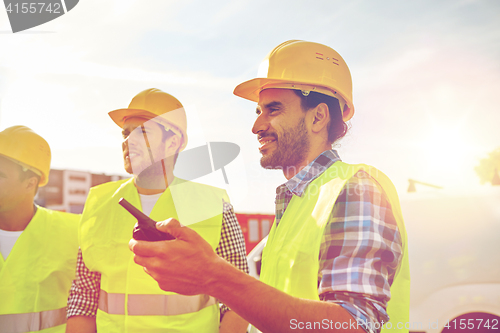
left=130, top=41, right=410, bottom=333
left=0, top=126, right=79, bottom=332
left=66, top=88, right=249, bottom=333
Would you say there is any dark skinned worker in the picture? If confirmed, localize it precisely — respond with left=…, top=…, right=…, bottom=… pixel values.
left=0, top=126, right=79, bottom=332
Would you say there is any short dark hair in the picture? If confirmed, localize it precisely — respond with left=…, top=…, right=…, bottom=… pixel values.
left=293, top=90, right=349, bottom=145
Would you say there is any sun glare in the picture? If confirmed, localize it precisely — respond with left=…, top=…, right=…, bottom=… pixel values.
left=419, top=123, right=474, bottom=182
left=426, top=128, right=464, bottom=165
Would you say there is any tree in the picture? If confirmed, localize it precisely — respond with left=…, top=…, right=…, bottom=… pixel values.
left=475, top=148, right=500, bottom=185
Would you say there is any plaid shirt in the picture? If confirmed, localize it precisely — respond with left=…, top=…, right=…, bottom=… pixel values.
left=274, top=150, right=402, bottom=333
left=67, top=201, right=248, bottom=319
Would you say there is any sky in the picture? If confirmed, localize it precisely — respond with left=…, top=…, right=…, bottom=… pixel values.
left=1, top=0, right=499, bottom=214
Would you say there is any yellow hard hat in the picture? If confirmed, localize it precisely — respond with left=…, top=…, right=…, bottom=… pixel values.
left=109, top=88, right=188, bottom=151
left=0, top=126, right=51, bottom=186
left=234, top=40, right=355, bottom=121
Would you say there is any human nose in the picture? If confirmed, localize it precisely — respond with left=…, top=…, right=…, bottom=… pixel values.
left=125, top=128, right=143, bottom=147
left=252, top=113, right=269, bottom=135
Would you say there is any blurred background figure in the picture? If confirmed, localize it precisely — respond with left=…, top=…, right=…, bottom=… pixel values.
left=0, top=125, right=80, bottom=333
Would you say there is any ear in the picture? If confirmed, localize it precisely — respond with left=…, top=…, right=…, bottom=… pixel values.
left=166, top=135, right=181, bottom=155
left=24, top=176, right=39, bottom=194
left=310, top=103, right=330, bottom=134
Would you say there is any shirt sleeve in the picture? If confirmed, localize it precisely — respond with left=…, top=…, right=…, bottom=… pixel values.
left=216, top=200, right=249, bottom=318
left=67, top=248, right=101, bottom=318
left=318, top=170, right=403, bottom=333
left=67, top=202, right=249, bottom=320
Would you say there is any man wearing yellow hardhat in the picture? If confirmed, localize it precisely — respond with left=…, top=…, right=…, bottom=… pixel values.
left=130, top=41, right=410, bottom=333
left=66, top=88, right=249, bottom=333
left=0, top=126, right=80, bottom=332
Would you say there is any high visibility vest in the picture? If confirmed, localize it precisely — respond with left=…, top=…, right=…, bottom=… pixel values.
left=0, top=207, right=79, bottom=333
left=260, top=162, right=410, bottom=333
left=80, top=177, right=226, bottom=333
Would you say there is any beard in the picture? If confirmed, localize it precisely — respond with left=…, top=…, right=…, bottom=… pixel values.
left=135, top=159, right=170, bottom=190
left=260, top=117, right=310, bottom=172
left=127, top=141, right=171, bottom=189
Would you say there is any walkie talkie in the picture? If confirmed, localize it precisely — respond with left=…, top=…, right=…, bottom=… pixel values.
left=118, top=198, right=175, bottom=241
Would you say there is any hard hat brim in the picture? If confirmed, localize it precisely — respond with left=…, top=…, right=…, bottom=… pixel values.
left=233, top=78, right=354, bottom=121
left=0, top=126, right=50, bottom=187
left=109, top=108, right=160, bottom=128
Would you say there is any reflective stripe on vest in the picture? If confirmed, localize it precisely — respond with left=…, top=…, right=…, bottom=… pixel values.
left=98, top=289, right=217, bottom=316
left=0, top=307, right=66, bottom=333
left=81, top=178, right=224, bottom=332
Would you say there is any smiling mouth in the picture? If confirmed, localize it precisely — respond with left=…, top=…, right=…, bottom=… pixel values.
left=258, top=135, right=276, bottom=151
left=128, top=152, right=140, bottom=158
left=125, top=150, right=142, bottom=162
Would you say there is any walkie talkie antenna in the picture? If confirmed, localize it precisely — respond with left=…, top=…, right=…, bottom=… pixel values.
left=119, top=198, right=175, bottom=241
left=119, top=198, right=147, bottom=225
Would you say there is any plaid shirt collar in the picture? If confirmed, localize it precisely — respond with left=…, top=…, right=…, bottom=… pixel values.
left=282, top=149, right=341, bottom=197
